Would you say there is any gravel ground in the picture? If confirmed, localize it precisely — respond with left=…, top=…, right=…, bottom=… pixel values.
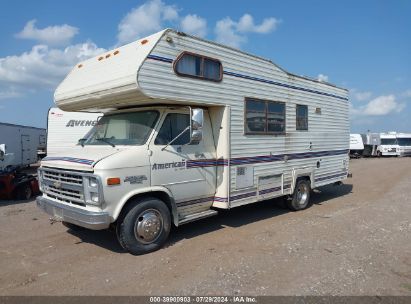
left=0, top=157, right=410, bottom=296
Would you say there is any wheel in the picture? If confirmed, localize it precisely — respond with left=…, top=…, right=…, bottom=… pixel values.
left=62, top=221, right=85, bottom=231
left=286, top=179, right=312, bottom=211
left=377, top=151, right=382, bottom=157
left=16, top=183, right=32, bottom=200
left=117, top=197, right=171, bottom=255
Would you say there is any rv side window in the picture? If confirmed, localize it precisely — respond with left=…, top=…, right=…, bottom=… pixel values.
left=245, top=99, right=285, bottom=134
left=174, top=52, right=222, bottom=82
left=155, top=114, right=190, bottom=145
left=296, top=105, right=308, bottom=130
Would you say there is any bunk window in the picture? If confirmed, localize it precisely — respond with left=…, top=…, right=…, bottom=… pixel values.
left=245, top=98, right=285, bottom=134
left=296, top=105, right=308, bottom=130
left=174, top=52, right=222, bottom=82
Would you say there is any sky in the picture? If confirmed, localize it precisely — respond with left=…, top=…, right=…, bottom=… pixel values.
left=0, top=0, right=410, bottom=133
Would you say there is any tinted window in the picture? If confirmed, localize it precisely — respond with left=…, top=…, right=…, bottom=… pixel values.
left=155, top=114, right=190, bottom=145
left=296, top=105, right=308, bottom=130
left=245, top=99, right=285, bottom=134
left=398, top=138, right=411, bottom=146
left=381, top=138, right=397, bottom=145
left=175, top=53, right=222, bottom=81
left=175, top=54, right=201, bottom=77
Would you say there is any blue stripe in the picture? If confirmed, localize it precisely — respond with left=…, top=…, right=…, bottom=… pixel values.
left=43, top=157, right=94, bottom=165
left=147, top=54, right=173, bottom=63
left=147, top=54, right=348, bottom=101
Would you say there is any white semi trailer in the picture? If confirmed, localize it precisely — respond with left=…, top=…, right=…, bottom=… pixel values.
left=36, top=29, right=350, bottom=255
left=0, top=123, right=46, bottom=169
left=47, top=108, right=101, bottom=156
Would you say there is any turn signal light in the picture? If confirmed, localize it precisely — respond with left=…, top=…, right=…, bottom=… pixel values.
left=107, top=177, right=121, bottom=186
left=141, top=39, right=148, bottom=45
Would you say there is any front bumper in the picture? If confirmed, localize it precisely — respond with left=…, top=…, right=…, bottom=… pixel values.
left=36, top=196, right=111, bottom=230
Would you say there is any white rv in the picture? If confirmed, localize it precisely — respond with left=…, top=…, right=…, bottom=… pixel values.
left=396, top=133, right=411, bottom=157
left=0, top=123, right=46, bottom=169
left=349, top=134, right=364, bottom=158
left=378, top=132, right=399, bottom=156
left=36, top=29, right=349, bottom=255
left=47, top=108, right=101, bottom=156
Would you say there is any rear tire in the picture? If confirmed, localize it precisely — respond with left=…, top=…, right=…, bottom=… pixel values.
left=117, top=197, right=171, bottom=255
left=16, top=183, right=32, bottom=200
left=286, top=179, right=312, bottom=211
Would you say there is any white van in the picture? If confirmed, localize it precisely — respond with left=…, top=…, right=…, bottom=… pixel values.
left=378, top=132, right=399, bottom=156
left=36, top=29, right=349, bottom=254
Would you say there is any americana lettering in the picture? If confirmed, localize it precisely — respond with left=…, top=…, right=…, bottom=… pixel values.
left=152, top=159, right=186, bottom=170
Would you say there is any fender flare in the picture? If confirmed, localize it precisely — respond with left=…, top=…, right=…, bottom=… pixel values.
left=112, top=186, right=179, bottom=226
left=291, top=168, right=315, bottom=193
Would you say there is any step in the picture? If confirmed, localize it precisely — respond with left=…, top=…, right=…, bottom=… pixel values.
left=178, top=209, right=218, bottom=225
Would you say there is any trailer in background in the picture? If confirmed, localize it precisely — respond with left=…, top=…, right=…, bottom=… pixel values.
left=361, top=132, right=380, bottom=157
left=349, top=134, right=364, bottom=158
left=47, top=108, right=101, bottom=156
left=0, top=123, right=46, bottom=169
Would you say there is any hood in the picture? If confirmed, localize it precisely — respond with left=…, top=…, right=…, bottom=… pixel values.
left=41, top=146, right=125, bottom=171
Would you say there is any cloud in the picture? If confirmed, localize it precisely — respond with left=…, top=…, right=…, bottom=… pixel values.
left=215, top=14, right=279, bottom=48
left=117, top=0, right=179, bottom=45
left=15, top=19, right=79, bottom=46
left=317, top=74, right=329, bottom=82
left=180, top=14, right=207, bottom=38
left=237, top=14, right=279, bottom=34
left=351, top=95, right=405, bottom=116
left=0, top=42, right=105, bottom=99
left=353, top=90, right=372, bottom=101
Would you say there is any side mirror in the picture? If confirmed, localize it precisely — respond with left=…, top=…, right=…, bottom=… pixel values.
left=0, top=144, right=5, bottom=161
left=190, top=108, right=204, bottom=144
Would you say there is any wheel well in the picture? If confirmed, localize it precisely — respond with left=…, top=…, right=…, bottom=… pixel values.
left=297, top=175, right=311, bottom=183
left=295, top=175, right=312, bottom=187
left=117, top=191, right=174, bottom=224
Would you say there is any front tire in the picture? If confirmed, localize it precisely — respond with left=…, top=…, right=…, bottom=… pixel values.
left=286, top=179, right=312, bottom=211
left=117, top=197, right=171, bottom=255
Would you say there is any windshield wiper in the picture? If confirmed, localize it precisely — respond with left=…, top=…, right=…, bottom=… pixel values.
left=78, top=138, right=86, bottom=147
left=96, top=137, right=115, bottom=147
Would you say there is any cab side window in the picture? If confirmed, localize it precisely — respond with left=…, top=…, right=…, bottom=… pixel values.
left=155, top=113, right=190, bottom=145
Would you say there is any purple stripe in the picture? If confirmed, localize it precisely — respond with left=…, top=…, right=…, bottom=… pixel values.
left=146, top=54, right=348, bottom=101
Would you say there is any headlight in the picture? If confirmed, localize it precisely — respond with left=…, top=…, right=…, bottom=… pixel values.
left=90, top=192, right=100, bottom=204
left=89, top=177, right=98, bottom=188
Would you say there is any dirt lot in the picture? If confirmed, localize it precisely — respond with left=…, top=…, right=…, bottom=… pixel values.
left=0, top=157, right=410, bottom=296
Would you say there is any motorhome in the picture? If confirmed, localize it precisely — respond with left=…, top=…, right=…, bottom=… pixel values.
left=378, top=132, right=399, bottom=156
left=36, top=29, right=350, bottom=255
left=0, top=123, right=46, bottom=169
left=349, top=134, right=364, bottom=158
left=47, top=108, right=101, bottom=156
left=396, top=133, right=411, bottom=157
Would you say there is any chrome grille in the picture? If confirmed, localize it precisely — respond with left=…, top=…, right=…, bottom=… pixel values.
left=40, top=168, right=85, bottom=206
left=43, top=170, right=83, bottom=185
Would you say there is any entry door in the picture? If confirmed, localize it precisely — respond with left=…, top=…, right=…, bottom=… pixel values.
left=149, top=111, right=216, bottom=204
left=21, top=135, right=31, bottom=165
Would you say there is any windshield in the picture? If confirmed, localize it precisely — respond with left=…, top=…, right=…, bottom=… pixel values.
left=397, top=138, right=411, bottom=146
left=380, top=138, right=397, bottom=145
left=82, top=111, right=159, bottom=146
